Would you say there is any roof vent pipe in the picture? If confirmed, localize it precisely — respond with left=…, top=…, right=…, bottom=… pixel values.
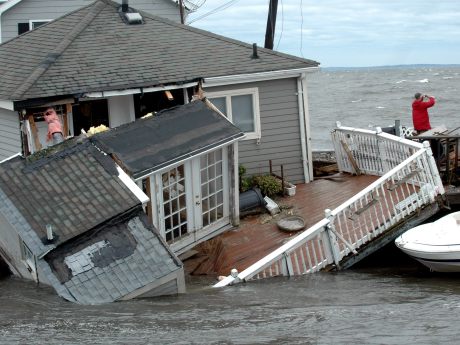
left=122, top=0, right=129, bottom=12
left=46, top=224, right=54, bottom=241
left=251, top=43, right=259, bottom=59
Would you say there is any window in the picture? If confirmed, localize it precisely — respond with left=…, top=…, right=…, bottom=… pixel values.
left=206, top=88, right=261, bottom=140
left=17, top=20, right=51, bottom=35
left=30, top=20, right=51, bottom=30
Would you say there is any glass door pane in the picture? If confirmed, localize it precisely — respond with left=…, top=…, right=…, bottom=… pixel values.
left=200, top=149, right=225, bottom=228
left=161, top=164, right=188, bottom=243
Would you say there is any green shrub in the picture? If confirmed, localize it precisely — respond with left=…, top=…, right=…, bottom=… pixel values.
left=240, top=177, right=252, bottom=193
left=239, top=165, right=252, bottom=192
left=252, top=175, right=283, bottom=198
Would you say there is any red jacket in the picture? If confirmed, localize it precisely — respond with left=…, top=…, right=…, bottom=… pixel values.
left=412, top=96, right=435, bottom=131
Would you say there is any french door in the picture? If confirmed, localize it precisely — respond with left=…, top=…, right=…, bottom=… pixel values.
left=153, top=147, right=230, bottom=248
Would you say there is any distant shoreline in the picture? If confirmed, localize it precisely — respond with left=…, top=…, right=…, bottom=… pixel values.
left=322, top=64, right=460, bottom=71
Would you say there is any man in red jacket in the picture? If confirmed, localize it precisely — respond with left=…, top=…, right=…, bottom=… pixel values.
left=412, top=92, right=436, bottom=133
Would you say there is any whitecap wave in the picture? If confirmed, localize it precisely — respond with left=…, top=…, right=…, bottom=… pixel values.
left=395, top=80, right=407, bottom=84
left=351, top=99, right=362, bottom=103
left=376, top=106, right=385, bottom=109
left=443, top=76, right=453, bottom=80
left=417, top=79, right=429, bottom=83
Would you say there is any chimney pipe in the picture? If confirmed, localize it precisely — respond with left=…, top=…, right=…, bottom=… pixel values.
left=252, top=43, right=259, bottom=59
left=122, top=0, right=129, bottom=12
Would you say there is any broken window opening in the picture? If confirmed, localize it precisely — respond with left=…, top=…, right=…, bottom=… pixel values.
left=133, top=88, right=185, bottom=119
left=72, top=99, right=109, bottom=135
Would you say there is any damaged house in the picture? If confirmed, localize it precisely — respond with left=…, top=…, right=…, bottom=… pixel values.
left=0, top=0, right=319, bottom=184
left=0, top=139, right=185, bottom=304
left=0, top=98, right=243, bottom=303
left=0, top=0, right=321, bottom=299
left=93, top=100, right=245, bottom=255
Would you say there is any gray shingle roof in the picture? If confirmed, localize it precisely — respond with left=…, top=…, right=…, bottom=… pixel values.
left=46, top=211, right=183, bottom=305
left=0, top=139, right=139, bottom=246
left=0, top=139, right=184, bottom=304
left=0, top=0, right=319, bottom=101
left=94, top=100, right=244, bottom=178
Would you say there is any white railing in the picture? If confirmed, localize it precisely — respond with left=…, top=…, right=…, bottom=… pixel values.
left=331, top=123, right=423, bottom=176
left=214, top=126, right=445, bottom=288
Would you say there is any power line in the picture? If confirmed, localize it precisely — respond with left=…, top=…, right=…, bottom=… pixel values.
left=188, top=0, right=242, bottom=25
left=183, top=0, right=207, bottom=13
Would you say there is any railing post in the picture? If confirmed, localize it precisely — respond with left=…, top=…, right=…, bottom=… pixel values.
left=423, top=141, right=445, bottom=194
left=324, top=209, right=342, bottom=268
left=376, top=127, right=390, bottom=174
left=282, top=253, right=294, bottom=276
left=333, top=122, right=345, bottom=173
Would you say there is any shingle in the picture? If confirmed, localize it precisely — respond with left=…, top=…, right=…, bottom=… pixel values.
left=0, top=0, right=318, bottom=101
left=0, top=141, right=139, bottom=246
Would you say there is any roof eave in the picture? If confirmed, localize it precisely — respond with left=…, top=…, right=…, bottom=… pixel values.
left=203, top=66, right=320, bottom=88
left=132, top=132, right=245, bottom=181
left=0, top=0, right=23, bottom=43
left=0, top=0, right=22, bottom=15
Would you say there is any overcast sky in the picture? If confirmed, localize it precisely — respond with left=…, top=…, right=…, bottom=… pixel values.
left=188, top=0, right=460, bottom=67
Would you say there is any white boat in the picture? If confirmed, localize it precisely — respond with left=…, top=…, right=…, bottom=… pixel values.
left=395, top=211, right=460, bottom=272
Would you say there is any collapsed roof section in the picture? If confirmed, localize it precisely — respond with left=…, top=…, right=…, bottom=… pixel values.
left=0, top=138, right=184, bottom=304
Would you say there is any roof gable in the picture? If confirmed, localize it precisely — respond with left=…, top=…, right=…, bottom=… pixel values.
left=0, top=0, right=318, bottom=101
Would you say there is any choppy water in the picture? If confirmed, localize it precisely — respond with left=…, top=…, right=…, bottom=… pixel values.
left=3, top=66, right=460, bottom=344
left=2, top=248, right=460, bottom=345
left=309, top=65, right=460, bottom=150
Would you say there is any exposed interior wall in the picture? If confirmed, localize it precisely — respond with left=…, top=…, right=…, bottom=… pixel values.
left=108, top=95, right=135, bottom=128
left=0, top=106, right=21, bottom=161
left=204, top=78, right=306, bottom=184
left=0, top=210, right=31, bottom=279
left=0, top=255, right=10, bottom=277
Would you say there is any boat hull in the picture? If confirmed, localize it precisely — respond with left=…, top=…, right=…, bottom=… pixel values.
left=395, top=244, right=460, bottom=272
left=395, top=211, right=460, bottom=273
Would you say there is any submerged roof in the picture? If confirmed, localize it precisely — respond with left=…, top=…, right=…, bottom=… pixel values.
left=45, top=209, right=182, bottom=304
left=0, top=139, right=183, bottom=304
left=0, top=0, right=318, bottom=101
left=0, top=140, right=139, bottom=247
left=94, top=100, right=244, bottom=178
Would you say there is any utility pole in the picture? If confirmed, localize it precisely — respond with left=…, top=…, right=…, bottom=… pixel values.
left=264, top=0, right=278, bottom=50
left=179, top=0, right=185, bottom=24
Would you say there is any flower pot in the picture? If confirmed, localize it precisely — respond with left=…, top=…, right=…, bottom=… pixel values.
left=284, top=182, right=296, bottom=196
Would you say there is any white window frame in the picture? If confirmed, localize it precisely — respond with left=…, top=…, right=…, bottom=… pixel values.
left=29, top=19, right=51, bottom=30
left=205, top=87, right=261, bottom=141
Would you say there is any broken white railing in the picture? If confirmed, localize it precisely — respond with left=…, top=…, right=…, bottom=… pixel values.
left=214, top=125, right=445, bottom=288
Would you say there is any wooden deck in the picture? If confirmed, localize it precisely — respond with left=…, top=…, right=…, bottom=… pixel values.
left=184, top=174, right=378, bottom=277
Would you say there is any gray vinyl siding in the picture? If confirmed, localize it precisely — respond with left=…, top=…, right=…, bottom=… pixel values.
left=205, top=77, right=306, bottom=184
left=0, top=108, right=21, bottom=161
left=1, top=0, right=181, bottom=43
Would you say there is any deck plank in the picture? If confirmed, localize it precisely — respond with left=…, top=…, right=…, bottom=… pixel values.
left=186, top=174, right=378, bottom=277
